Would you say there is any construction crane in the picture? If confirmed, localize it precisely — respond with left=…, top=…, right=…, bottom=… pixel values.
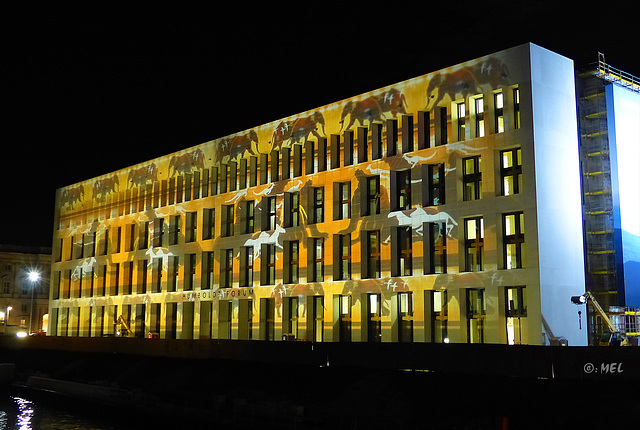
left=571, top=292, right=628, bottom=346
left=115, top=315, right=134, bottom=338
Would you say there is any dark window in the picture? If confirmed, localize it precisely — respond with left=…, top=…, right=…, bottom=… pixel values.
left=245, top=200, right=255, bottom=234
left=364, top=230, right=381, bottom=279
left=513, top=88, right=520, bottom=129
left=338, top=295, right=351, bottom=342
left=312, top=187, right=324, bottom=224
left=203, top=251, right=214, bottom=289
left=310, top=238, right=324, bottom=282
left=286, top=192, right=300, bottom=227
left=457, top=102, right=466, bottom=141
left=241, top=246, right=253, bottom=287
left=286, top=241, right=299, bottom=284
left=430, top=290, right=448, bottom=343
left=398, top=292, right=413, bottom=342
left=365, top=176, right=380, bottom=216
left=427, top=222, right=447, bottom=274
left=426, top=164, right=445, bottom=206
left=463, top=156, right=482, bottom=201
left=393, top=170, right=411, bottom=211
left=500, top=148, right=522, bottom=196
left=221, top=249, right=233, bottom=288
left=336, top=182, right=351, bottom=220
left=367, top=293, right=382, bottom=342
left=503, top=212, right=525, bottom=269
left=266, top=196, right=277, bottom=231
left=203, top=208, right=215, bottom=240
left=465, top=217, right=484, bottom=272
left=395, top=226, right=412, bottom=277
left=185, top=253, right=196, bottom=291
left=262, top=244, right=276, bottom=285
left=186, top=212, right=197, bottom=242
left=337, top=234, right=351, bottom=280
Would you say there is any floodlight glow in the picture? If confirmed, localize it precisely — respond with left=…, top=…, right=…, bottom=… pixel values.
left=27, top=271, right=40, bottom=283
left=16, top=332, right=28, bottom=338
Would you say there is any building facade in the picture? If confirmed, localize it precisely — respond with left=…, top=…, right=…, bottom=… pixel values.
left=1, top=245, right=51, bottom=335
left=49, top=43, right=588, bottom=346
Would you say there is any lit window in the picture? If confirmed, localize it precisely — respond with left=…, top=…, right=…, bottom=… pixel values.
left=337, top=234, right=351, bottom=280
left=501, top=148, right=522, bottom=196
left=364, top=230, right=381, bottom=279
left=365, top=176, right=381, bottom=216
left=465, top=217, right=484, bottom=272
left=457, top=102, right=466, bottom=141
left=466, top=288, right=485, bottom=343
left=430, top=290, right=448, bottom=343
left=463, top=156, right=482, bottom=201
left=266, top=196, right=277, bottom=231
left=506, top=286, right=527, bottom=345
left=495, top=92, right=504, bottom=133
left=337, top=182, right=351, bottom=220
left=310, top=238, right=324, bottom=283
left=426, top=164, right=445, bottom=206
left=513, top=88, right=520, bottom=129
left=503, top=212, right=525, bottom=269
left=394, top=170, right=411, bottom=211
left=398, top=292, right=413, bottom=342
left=475, top=97, right=485, bottom=137
left=312, top=187, right=324, bottom=224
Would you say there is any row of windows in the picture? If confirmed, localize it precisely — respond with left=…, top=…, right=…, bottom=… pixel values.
left=53, top=211, right=524, bottom=300
left=51, top=285, right=527, bottom=345
left=58, top=87, right=521, bottom=229
left=56, top=147, right=523, bottom=262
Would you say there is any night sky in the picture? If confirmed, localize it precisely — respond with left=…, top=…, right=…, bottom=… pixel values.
left=3, top=3, right=637, bottom=249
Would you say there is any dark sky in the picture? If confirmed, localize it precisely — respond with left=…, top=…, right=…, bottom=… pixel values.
left=2, top=3, right=637, bottom=248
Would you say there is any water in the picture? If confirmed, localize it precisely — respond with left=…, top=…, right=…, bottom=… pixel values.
left=0, top=394, right=130, bottom=430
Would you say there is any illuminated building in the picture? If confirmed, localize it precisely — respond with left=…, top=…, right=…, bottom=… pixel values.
left=49, top=43, right=597, bottom=346
left=0, top=245, right=51, bottom=335
left=576, top=55, right=640, bottom=342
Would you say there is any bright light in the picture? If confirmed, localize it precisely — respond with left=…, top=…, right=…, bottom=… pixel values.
left=443, top=337, right=450, bottom=344
left=16, top=332, right=28, bottom=338
left=27, top=271, right=40, bottom=283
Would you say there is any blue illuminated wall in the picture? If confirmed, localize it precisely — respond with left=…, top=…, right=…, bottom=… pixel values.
left=606, top=85, right=640, bottom=307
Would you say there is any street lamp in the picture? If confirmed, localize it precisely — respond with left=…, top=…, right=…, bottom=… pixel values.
left=27, top=270, right=40, bottom=334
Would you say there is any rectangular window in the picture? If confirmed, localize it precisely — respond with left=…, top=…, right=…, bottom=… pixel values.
left=203, top=251, right=214, bottom=289
left=186, top=212, right=197, bottom=242
left=364, top=230, right=381, bottom=279
left=203, top=208, right=215, bottom=240
left=168, top=256, right=179, bottom=292
left=312, top=296, right=324, bottom=342
left=140, top=222, right=149, bottom=249
left=336, top=234, right=351, bottom=280
left=439, top=106, right=448, bottom=145
left=185, top=253, right=196, bottom=291
left=395, top=226, right=412, bottom=277
left=244, top=200, right=255, bottom=234
left=500, top=148, right=522, bottom=196
left=427, top=222, right=447, bottom=274
left=513, top=88, right=520, bottom=129
left=456, top=101, right=465, bottom=141
left=312, top=187, right=324, bottom=224
left=338, top=295, right=351, bottom=342
left=465, top=217, right=484, bottom=272
left=310, top=238, right=324, bottom=283
left=222, top=204, right=234, bottom=237
left=170, top=215, right=181, bottom=245
left=285, top=192, right=300, bottom=227
left=286, top=297, right=299, bottom=339
left=463, top=156, right=482, bottom=201
left=241, top=247, right=253, bottom=287
left=221, top=249, right=233, bottom=288
left=426, top=164, right=445, bottom=206
left=503, top=212, right=525, bottom=269
left=336, top=182, right=351, bottom=220
left=367, top=293, right=382, bottom=342
left=475, top=97, right=485, bottom=137
left=286, top=241, right=299, bottom=284
left=398, top=292, right=413, bottom=342
left=261, top=244, right=276, bottom=285
left=467, top=288, right=485, bottom=343
left=266, top=196, right=277, bottom=231
left=430, top=290, right=448, bottom=343
left=495, top=92, right=504, bottom=133
left=393, top=170, right=411, bottom=211
left=506, top=286, right=527, bottom=345
left=365, top=176, right=380, bottom=216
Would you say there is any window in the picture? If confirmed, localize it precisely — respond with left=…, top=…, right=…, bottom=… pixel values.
left=203, top=251, right=214, bottom=289
left=465, top=217, right=484, bottom=272
left=503, top=212, right=525, bottom=269
left=169, top=256, right=179, bottom=292
left=456, top=101, right=465, bottom=141
left=169, top=215, right=180, bottom=245
left=393, top=170, right=411, bottom=211
left=500, top=148, right=522, bottom=196
left=393, top=226, right=412, bottom=277
left=365, top=176, right=381, bottom=216
left=398, top=292, right=413, bottom=342
left=185, top=253, right=196, bottom=291
left=240, top=246, right=253, bottom=288
left=221, top=249, right=233, bottom=288
left=261, top=244, right=276, bottom=285
left=467, top=288, right=485, bottom=343
left=285, top=241, right=299, bottom=284
left=427, top=222, right=447, bottom=274
left=439, top=106, right=448, bottom=145
left=367, top=293, right=382, bottom=342
left=336, top=182, right=351, bottom=220
left=266, top=196, right=277, bottom=231
left=311, top=187, right=324, bottom=224
left=513, top=88, right=520, bottom=129
left=186, top=212, right=197, bottom=242
left=203, top=208, right=215, bottom=240
left=495, top=92, right=504, bottom=133
left=285, top=297, right=299, bottom=338
left=426, top=164, right=445, bottom=206
left=309, top=238, right=324, bottom=282
left=363, top=230, right=381, bottom=279
left=506, top=286, right=527, bottom=345
left=244, top=200, right=255, bottom=234
left=463, top=156, right=482, bottom=201
left=140, top=221, right=150, bottom=249
left=475, top=97, right=485, bottom=137
left=338, top=295, right=351, bottom=342
left=222, top=204, right=234, bottom=237
left=430, top=290, right=448, bottom=343
left=336, top=234, right=351, bottom=280
left=285, top=192, right=300, bottom=227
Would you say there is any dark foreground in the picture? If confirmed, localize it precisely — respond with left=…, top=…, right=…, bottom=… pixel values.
left=1, top=337, right=639, bottom=429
